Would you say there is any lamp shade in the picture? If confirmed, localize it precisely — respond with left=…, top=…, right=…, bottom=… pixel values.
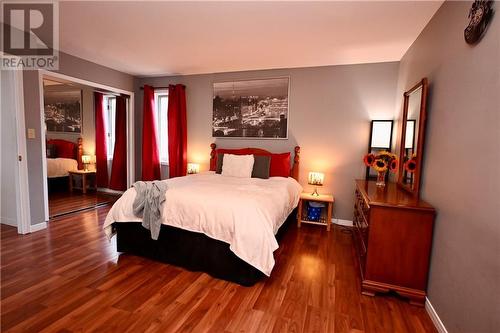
left=370, top=120, right=393, bottom=149
left=187, top=163, right=200, bottom=174
left=82, top=155, right=91, bottom=164
left=308, top=172, right=324, bottom=186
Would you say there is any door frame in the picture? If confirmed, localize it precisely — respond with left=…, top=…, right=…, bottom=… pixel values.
left=38, top=70, right=135, bottom=223
left=12, top=69, right=32, bottom=234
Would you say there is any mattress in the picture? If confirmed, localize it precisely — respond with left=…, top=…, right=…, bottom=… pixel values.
left=103, top=172, right=302, bottom=275
left=46, top=158, right=78, bottom=178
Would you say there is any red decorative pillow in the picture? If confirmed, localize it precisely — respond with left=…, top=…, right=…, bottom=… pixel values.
left=48, top=139, right=76, bottom=159
left=268, top=152, right=291, bottom=178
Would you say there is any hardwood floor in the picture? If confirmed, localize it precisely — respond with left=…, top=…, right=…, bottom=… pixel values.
left=48, top=191, right=118, bottom=218
left=1, top=205, right=437, bottom=333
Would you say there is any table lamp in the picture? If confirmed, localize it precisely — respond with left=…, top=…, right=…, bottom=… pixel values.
left=82, top=155, right=91, bottom=171
left=308, top=172, right=324, bottom=196
left=187, top=163, right=200, bottom=174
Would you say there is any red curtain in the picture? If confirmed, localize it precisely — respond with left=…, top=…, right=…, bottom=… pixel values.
left=142, top=85, right=161, bottom=180
left=94, top=92, right=109, bottom=187
left=168, top=84, right=187, bottom=178
left=109, top=96, right=127, bottom=190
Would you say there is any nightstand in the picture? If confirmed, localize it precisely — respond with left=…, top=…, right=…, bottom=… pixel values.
left=297, top=192, right=334, bottom=231
left=68, top=170, right=97, bottom=194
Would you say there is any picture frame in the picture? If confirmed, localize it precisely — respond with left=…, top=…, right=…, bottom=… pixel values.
left=212, top=77, right=290, bottom=139
left=44, top=88, right=83, bottom=133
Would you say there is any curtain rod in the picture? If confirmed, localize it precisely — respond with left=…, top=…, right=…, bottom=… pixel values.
left=139, top=84, right=185, bottom=90
left=140, top=86, right=168, bottom=90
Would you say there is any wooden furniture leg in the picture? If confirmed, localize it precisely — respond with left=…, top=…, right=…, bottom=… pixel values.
left=327, top=202, right=332, bottom=231
left=82, top=174, right=87, bottom=194
left=69, top=174, right=73, bottom=192
left=297, top=199, right=303, bottom=228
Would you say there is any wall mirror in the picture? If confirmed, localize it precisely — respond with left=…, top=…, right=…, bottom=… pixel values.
left=398, top=78, right=428, bottom=196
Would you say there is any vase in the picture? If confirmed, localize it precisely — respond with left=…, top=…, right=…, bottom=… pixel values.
left=376, top=170, right=387, bottom=187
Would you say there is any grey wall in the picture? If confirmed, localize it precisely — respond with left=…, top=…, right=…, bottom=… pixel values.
left=396, top=1, right=500, bottom=332
left=23, top=51, right=134, bottom=225
left=135, top=62, right=399, bottom=219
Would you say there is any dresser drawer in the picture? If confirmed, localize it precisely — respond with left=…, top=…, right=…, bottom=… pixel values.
left=352, top=219, right=367, bottom=276
left=355, top=189, right=370, bottom=225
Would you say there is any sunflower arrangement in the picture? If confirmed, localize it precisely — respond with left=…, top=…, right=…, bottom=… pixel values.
left=363, top=151, right=399, bottom=173
left=404, top=154, right=417, bottom=173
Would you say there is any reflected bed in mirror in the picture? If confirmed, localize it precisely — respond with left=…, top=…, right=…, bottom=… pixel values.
left=398, top=78, right=428, bottom=197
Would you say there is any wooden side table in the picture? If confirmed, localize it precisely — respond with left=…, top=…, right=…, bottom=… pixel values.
left=68, top=170, right=97, bottom=194
left=297, top=192, right=335, bottom=231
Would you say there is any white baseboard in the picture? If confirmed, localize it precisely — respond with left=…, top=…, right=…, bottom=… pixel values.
left=425, top=297, right=448, bottom=333
left=0, top=217, right=17, bottom=227
left=30, top=222, right=47, bottom=233
left=332, top=218, right=353, bottom=227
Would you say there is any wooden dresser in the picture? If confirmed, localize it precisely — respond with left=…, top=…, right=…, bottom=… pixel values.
left=352, top=180, right=435, bottom=306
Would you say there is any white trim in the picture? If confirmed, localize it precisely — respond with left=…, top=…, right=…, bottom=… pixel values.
left=38, top=71, right=50, bottom=223
left=14, top=69, right=32, bottom=234
left=332, top=218, right=353, bottom=227
left=425, top=297, right=448, bottom=333
left=39, top=70, right=133, bottom=96
left=0, top=217, right=17, bottom=227
left=127, top=94, right=135, bottom=187
left=30, top=222, right=47, bottom=233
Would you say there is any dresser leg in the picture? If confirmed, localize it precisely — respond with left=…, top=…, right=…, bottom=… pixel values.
left=326, top=202, right=332, bottom=231
left=297, top=199, right=302, bottom=228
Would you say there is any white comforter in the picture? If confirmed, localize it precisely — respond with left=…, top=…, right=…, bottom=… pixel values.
left=46, top=158, right=78, bottom=178
left=103, top=172, right=302, bottom=275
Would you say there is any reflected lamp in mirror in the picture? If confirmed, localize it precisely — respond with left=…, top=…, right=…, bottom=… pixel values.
left=187, top=163, right=200, bottom=174
left=370, top=120, right=393, bottom=149
left=308, top=172, right=324, bottom=196
left=82, top=155, right=91, bottom=171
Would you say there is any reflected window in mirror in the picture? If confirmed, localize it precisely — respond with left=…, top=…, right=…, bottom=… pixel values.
left=403, top=119, right=416, bottom=184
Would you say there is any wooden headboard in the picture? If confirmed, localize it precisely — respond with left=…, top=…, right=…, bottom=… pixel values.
left=47, top=137, right=83, bottom=170
left=209, top=143, right=300, bottom=181
left=76, top=137, right=83, bottom=170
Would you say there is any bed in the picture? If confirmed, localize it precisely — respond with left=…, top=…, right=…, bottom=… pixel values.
left=104, top=144, right=302, bottom=286
left=46, top=138, right=83, bottom=192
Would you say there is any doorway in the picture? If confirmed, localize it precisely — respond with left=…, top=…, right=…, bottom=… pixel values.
left=39, top=71, right=134, bottom=220
left=0, top=70, right=31, bottom=234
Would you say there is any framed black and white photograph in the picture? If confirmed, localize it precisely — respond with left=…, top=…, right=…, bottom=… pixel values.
left=212, top=77, right=289, bottom=139
left=44, top=89, right=82, bottom=133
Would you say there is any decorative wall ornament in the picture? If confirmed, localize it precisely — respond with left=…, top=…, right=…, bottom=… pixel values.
left=212, top=77, right=289, bottom=139
left=464, top=0, right=494, bottom=44
left=44, top=88, right=83, bottom=133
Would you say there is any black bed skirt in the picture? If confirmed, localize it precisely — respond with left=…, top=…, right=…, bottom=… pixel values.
left=48, top=176, right=69, bottom=193
left=114, top=209, right=295, bottom=286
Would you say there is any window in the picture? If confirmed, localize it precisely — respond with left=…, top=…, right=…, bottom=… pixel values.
left=103, top=95, right=116, bottom=159
left=154, top=90, right=169, bottom=164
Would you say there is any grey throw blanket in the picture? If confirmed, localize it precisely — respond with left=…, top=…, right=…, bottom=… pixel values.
left=132, top=181, right=168, bottom=240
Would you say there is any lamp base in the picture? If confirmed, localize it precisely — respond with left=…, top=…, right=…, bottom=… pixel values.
left=311, top=187, right=319, bottom=196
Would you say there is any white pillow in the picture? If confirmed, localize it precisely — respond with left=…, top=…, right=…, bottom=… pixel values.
left=221, top=154, right=255, bottom=178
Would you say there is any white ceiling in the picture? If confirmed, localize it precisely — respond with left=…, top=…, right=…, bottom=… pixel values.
left=59, top=1, right=443, bottom=77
